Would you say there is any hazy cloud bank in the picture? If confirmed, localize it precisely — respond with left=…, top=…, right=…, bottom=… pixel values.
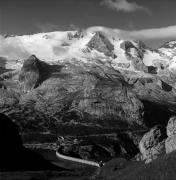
left=1, top=25, right=176, bottom=60
left=101, top=0, right=150, bottom=14
left=86, top=25, right=176, bottom=41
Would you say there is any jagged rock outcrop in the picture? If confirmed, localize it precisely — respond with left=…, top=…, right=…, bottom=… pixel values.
left=120, top=41, right=148, bottom=72
left=166, top=116, right=176, bottom=136
left=121, top=41, right=144, bottom=59
left=139, top=126, right=166, bottom=163
left=18, top=55, right=52, bottom=91
left=160, top=40, right=176, bottom=50
left=165, top=116, right=176, bottom=154
left=19, top=55, right=40, bottom=91
left=165, top=136, right=176, bottom=154
left=87, top=32, right=115, bottom=58
left=123, top=72, right=176, bottom=114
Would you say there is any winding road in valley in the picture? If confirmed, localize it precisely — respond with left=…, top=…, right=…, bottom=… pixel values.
left=55, top=151, right=100, bottom=167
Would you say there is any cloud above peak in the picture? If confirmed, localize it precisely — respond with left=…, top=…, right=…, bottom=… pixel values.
left=101, top=0, right=150, bottom=14
left=87, top=25, right=176, bottom=39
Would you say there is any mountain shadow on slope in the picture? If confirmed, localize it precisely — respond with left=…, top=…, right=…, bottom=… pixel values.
left=0, top=113, right=67, bottom=172
left=142, top=100, right=173, bottom=128
left=19, top=55, right=64, bottom=91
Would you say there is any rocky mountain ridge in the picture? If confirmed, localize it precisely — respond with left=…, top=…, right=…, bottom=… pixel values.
left=1, top=29, right=176, bottom=169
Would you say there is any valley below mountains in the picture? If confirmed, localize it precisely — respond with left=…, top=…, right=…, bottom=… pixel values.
left=1, top=29, right=176, bottom=179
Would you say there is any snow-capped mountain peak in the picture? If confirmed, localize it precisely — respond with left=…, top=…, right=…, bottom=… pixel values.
left=0, top=28, right=176, bottom=77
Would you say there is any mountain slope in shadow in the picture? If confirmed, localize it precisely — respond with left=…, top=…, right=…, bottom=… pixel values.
left=0, top=113, right=67, bottom=172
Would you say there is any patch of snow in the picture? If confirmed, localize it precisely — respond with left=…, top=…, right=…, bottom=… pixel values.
left=113, top=39, right=129, bottom=64
left=159, top=48, right=173, bottom=57
left=143, top=50, right=165, bottom=66
left=168, top=56, right=176, bottom=71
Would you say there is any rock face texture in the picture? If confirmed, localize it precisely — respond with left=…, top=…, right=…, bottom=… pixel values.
left=0, top=55, right=146, bottom=162
left=125, top=73, right=176, bottom=114
left=0, top=53, right=175, bottom=163
left=15, top=56, right=145, bottom=132
left=22, top=65, right=143, bottom=128
left=165, top=137, right=176, bottom=154
left=166, top=116, right=176, bottom=136
left=19, top=55, right=52, bottom=91
left=120, top=41, right=148, bottom=72
left=139, top=126, right=166, bottom=163
left=1, top=30, right=176, bottom=164
left=87, top=32, right=115, bottom=58
left=13, top=58, right=145, bottom=162
left=165, top=116, right=176, bottom=154
left=19, top=55, right=40, bottom=91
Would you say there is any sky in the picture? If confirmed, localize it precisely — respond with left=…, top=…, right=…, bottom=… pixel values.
left=0, top=0, right=176, bottom=48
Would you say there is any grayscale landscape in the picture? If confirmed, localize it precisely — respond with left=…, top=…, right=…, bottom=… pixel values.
left=1, top=0, right=176, bottom=180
